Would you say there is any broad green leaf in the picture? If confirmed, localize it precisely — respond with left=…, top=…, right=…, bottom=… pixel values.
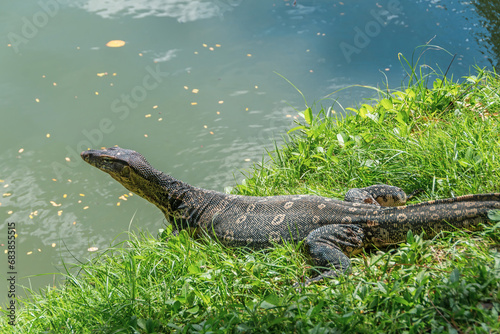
left=188, top=263, right=201, bottom=274
left=394, top=296, right=411, bottom=306
left=488, top=209, right=500, bottom=221
left=433, top=78, right=442, bottom=90
left=466, top=75, right=478, bottom=83
left=405, top=89, right=416, bottom=99
left=312, top=154, right=327, bottom=162
left=362, top=104, right=374, bottom=112
left=358, top=107, right=367, bottom=118
left=337, top=133, right=346, bottom=147
left=326, top=145, right=335, bottom=157
left=396, top=110, right=408, bottom=125
left=392, top=91, right=406, bottom=100
left=186, top=305, right=200, bottom=314
left=287, top=125, right=306, bottom=134
left=380, top=98, right=393, bottom=110
left=377, top=282, right=387, bottom=294
left=304, top=107, right=313, bottom=125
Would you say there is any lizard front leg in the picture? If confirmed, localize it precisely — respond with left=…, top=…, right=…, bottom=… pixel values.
left=344, top=184, right=416, bottom=207
left=302, top=224, right=365, bottom=285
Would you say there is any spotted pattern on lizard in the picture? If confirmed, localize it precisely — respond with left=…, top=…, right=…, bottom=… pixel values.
left=81, top=147, right=500, bottom=285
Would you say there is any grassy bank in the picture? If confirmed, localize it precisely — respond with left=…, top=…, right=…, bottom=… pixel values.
left=2, top=63, right=500, bottom=332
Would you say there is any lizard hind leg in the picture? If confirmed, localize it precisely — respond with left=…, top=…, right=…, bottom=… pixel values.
left=344, top=184, right=409, bottom=207
left=302, top=224, right=365, bottom=285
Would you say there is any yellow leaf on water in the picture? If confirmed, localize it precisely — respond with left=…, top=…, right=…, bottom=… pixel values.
left=106, top=40, right=125, bottom=48
left=97, top=72, right=108, bottom=77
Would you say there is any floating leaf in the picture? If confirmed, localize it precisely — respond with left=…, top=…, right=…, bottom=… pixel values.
left=106, top=40, right=125, bottom=48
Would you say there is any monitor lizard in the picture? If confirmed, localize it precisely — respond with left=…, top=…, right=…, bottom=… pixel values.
left=81, top=146, right=500, bottom=285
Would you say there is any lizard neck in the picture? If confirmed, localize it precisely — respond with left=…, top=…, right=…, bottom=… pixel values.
left=121, top=166, right=223, bottom=229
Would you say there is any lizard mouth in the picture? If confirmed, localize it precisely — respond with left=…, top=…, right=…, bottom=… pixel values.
left=81, top=148, right=129, bottom=175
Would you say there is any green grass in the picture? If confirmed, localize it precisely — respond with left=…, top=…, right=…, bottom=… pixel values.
left=2, top=54, right=500, bottom=333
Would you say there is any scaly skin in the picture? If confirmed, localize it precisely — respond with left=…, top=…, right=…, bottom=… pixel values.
left=81, top=147, right=500, bottom=284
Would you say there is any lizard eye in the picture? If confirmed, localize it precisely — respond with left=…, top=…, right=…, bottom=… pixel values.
left=121, top=165, right=131, bottom=177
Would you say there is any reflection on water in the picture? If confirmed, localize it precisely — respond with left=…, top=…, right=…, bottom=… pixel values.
left=0, top=0, right=498, bottom=303
left=79, top=0, right=240, bottom=22
left=471, top=0, right=500, bottom=68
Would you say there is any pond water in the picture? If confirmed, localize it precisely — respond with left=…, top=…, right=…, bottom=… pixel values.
left=1, top=0, right=498, bottom=304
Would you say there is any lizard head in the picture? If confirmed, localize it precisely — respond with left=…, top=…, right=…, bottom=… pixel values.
left=81, top=146, right=194, bottom=227
left=80, top=146, right=159, bottom=193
